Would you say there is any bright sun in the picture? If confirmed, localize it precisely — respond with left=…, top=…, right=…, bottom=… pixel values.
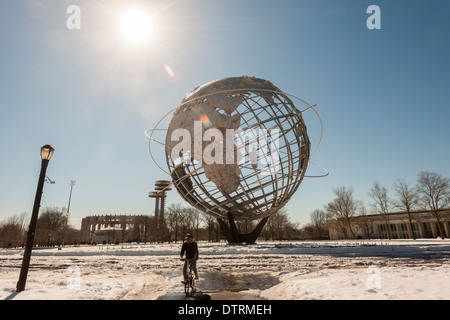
left=119, top=8, right=153, bottom=43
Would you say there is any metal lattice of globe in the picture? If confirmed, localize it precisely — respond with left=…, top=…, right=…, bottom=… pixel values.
left=165, top=77, right=311, bottom=242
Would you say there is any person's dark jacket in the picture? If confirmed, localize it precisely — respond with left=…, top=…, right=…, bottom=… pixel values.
left=180, top=240, right=198, bottom=260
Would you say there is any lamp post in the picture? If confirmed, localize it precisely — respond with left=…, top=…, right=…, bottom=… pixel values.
left=16, top=144, right=54, bottom=292
left=61, top=180, right=76, bottom=248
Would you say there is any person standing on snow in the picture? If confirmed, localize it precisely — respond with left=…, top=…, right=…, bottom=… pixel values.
left=180, top=233, right=199, bottom=283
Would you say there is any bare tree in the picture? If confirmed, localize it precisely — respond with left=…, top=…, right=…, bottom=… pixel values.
left=354, top=205, right=375, bottom=239
left=326, top=186, right=360, bottom=239
left=264, top=208, right=290, bottom=240
left=300, top=223, right=314, bottom=240
left=202, top=212, right=219, bottom=242
left=368, top=181, right=392, bottom=239
left=175, top=206, right=202, bottom=240
left=166, top=203, right=184, bottom=242
left=36, top=207, right=66, bottom=246
left=392, top=179, right=420, bottom=239
left=417, top=171, right=450, bottom=239
left=61, top=225, right=81, bottom=245
left=0, top=212, right=27, bottom=247
left=283, top=221, right=302, bottom=240
left=186, top=207, right=203, bottom=240
left=310, top=209, right=328, bottom=239
left=275, top=209, right=290, bottom=240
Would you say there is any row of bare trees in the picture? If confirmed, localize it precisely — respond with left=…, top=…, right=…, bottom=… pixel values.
left=1, top=205, right=304, bottom=247
left=318, top=171, right=450, bottom=239
left=163, top=204, right=302, bottom=242
left=0, top=207, right=80, bottom=248
left=3, top=171, right=447, bottom=246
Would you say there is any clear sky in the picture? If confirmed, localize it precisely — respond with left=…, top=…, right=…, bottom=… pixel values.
left=1, top=0, right=449, bottom=229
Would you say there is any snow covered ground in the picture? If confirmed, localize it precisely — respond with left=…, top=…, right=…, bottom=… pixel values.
left=1, top=239, right=450, bottom=300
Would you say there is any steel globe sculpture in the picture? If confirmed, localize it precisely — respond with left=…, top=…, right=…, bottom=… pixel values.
left=148, top=76, right=324, bottom=243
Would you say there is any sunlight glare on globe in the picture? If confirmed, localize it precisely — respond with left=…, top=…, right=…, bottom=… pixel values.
left=119, top=8, right=153, bottom=43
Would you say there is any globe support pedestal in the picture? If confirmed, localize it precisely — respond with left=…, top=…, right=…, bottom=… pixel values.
left=217, top=212, right=269, bottom=244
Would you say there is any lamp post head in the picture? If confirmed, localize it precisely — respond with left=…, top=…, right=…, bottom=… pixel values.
left=41, top=144, right=55, bottom=161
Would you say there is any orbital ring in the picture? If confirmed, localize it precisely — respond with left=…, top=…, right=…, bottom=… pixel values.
left=145, top=88, right=328, bottom=179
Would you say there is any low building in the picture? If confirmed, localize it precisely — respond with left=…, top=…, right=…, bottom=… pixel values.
left=329, top=209, right=450, bottom=240
left=93, top=227, right=124, bottom=244
left=80, top=215, right=153, bottom=243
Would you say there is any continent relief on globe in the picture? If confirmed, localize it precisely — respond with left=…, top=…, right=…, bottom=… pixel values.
left=166, top=76, right=281, bottom=194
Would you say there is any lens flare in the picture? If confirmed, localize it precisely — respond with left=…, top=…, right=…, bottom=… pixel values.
left=164, top=64, right=180, bottom=83
left=200, top=114, right=212, bottom=127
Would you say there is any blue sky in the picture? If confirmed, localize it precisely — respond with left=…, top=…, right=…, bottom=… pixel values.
left=1, top=0, right=449, bottom=228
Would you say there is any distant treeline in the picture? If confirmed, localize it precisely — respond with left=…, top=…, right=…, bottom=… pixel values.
left=2, top=171, right=448, bottom=246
